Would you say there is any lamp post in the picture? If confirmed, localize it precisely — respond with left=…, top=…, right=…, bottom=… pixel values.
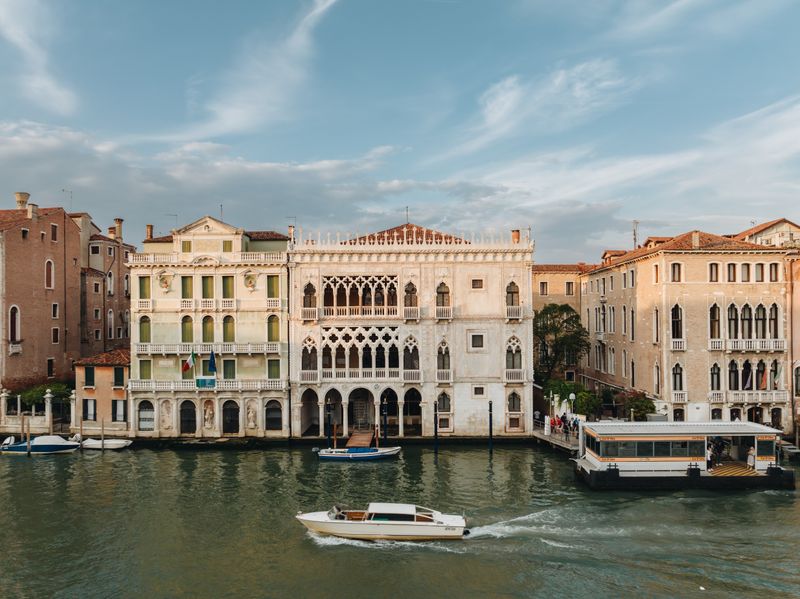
left=381, top=396, right=388, bottom=445
left=434, top=399, right=439, bottom=454
left=569, top=392, right=576, bottom=414
left=325, top=397, right=332, bottom=449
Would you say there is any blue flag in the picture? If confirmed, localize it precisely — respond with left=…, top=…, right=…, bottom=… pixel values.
left=208, top=350, right=217, bottom=374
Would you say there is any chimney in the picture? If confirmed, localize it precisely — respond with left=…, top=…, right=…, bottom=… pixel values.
left=114, top=218, right=123, bottom=240
left=288, top=224, right=295, bottom=242
left=691, top=231, right=700, bottom=249
left=511, top=229, right=521, bottom=244
left=15, top=192, right=30, bottom=209
left=27, top=203, right=38, bottom=220
left=108, top=226, right=116, bottom=240
left=145, top=224, right=153, bottom=240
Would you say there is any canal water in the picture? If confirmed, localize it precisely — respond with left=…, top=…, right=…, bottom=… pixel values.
left=0, top=445, right=798, bottom=598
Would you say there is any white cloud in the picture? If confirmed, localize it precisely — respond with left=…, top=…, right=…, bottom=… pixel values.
left=149, top=0, right=337, bottom=142
left=0, top=0, right=77, bottom=115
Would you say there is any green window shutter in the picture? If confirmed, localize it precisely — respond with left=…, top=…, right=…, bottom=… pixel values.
left=114, top=367, right=124, bottom=387
left=181, top=318, right=193, bottom=342
left=139, top=360, right=152, bottom=380
left=181, top=276, right=193, bottom=299
left=138, top=276, right=151, bottom=299
left=181, top=240, right=192, bottom=253
left=139, top=318, right=151, bottom=343
left=223, top=317, right=235, bottom=342
left=222, top=240, right=233, bottom=252
left=222, top=276, right=234, bottom=299
left=85, top=366, right=95, bottom=387
left=223, top=360, right=236, bottom=380
left=267, top=316, right=279, bottom=342
left=201, top=360, right=211, bottom=377
left=202, top=317, right=214, bottom=342
left=202, top=276, right=214, bottom=299
left=267, top=275, right=279, bottom=298
left=268, top=359, right=280, bottom=379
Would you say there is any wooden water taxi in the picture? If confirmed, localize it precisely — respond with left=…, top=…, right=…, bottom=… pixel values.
left=296, top=503, right=468, bottom=541
left=575, top=421, right=795, bottom=490
left=317, top=446, right=401, bottom=461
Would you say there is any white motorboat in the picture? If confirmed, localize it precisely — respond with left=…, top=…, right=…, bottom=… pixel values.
left=317, top=446, right=401, bottom=461
left=81, top=438, right=133, bottom=450
left=296, top=503, right=468, bottom=541
left=0, top=435, right=80, bottom=455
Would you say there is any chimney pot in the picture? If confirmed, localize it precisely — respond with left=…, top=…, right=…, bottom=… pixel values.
left=288, top=224, right=295, bottom=241
left=26, top=203, right=38, bottom=220
left=692, top=231, right=700, bottom=249
left=15, top=192, right=30, bottom=209
left=108, top=226, right=116, bottom=240
left=114, top=217, right=123, bottom=240
left=145, top=224, right=153, bottom=240
left=511, top=229, right=520, bottom=244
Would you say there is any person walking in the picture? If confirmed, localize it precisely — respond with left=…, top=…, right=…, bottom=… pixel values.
left=746, top=446, right=756, bottom=470
left=706, top=445, right=714, bottom=472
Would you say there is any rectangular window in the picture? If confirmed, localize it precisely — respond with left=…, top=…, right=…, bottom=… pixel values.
left=741, top=263, right=750, bottom=283
left=51, top=303, right=59, bottom=319
left=653, top=265, right=659, bottom=284
left=181, top=276, right=193, bottom=299
left=539, top=282, right=548, bottom=295
left=268, top=359, right=281, bottom=379
left=116, top=327, right=122, bottom=338
left=471, top=334, right=484, bottom=349
left=113, top=366, right=125, bottom=387
left=138, top=276, right=151, bottom=299
left=653, top=441, right=671, bottom=457
left=112, top=400, right=126, bottom=423
left=84, top=366, right=95, bottom=387
left=671, top=263, right=682, bottom=282
left=601, top=278, right=606, bottom=294
left=671, top=441, right=689, bottom=457
left=755, top=263, right=764, bottom=282
left=610, top=276, right=614, bottom=291
left=50, top=224, right=58, bottom=241
left=108, top=246, right=114, bottom=257
left=47, top=358, right=55, bottom=377
left=473, top=385, right=485, bottom=398
left=636, top=442, right=654, bottom=457
left=769, top=263, right=779, bottom=282
left=622, top=272, right=627, bottom=288
left=94, top=309, right=101, bottom=320
left=471, top=278, right=484, bottom=289
left=93, top=282, right=101, bottom=293
left=181, top=240, right=192, bottom=253
left=90, top=245, right=100, bottom=255
left=201, top=359, right=212, bottom=377
left=727, top=263, right=737, bottom=282
left=629, top=269, right=635, bottom=287
left=222, top=275, right=235, bottom=299
left=94, top=329, right=101, bottom=340
left=202, top=276, right=214, bottom=299
left=266, top=275, right=279, bottom=298
left=21, top=228, right=29, bottom=239
left=222, top=240, right=233, bottom=253
left=709, top=263, right=719, bottom=282
left=51, top=327, right=59, bottom=344
left=223, top=359, right=236, bottom=380
left=139, top=359, right=152, bottom=380
left=757, top=439, right=775, bottom=457
left=83, top=398, right=96, bottom=422
left=565, top=281, right=574, bottom=296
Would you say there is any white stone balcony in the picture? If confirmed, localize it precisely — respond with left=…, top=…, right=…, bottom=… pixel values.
left=199, top=299, right=216, bottom=311
left=220, top=298, right=238, bottom=310
left=319, top=368, right=402, bottom=381
left=727, top=390, right=789, bottom=403
left=135, top=342, right=280, bottom=355
left=595, top=331, right=605, bottom=341
left=301, top=307, right=319, bottom=321
left=265, top=298, right=281, bottom=310
left=436, top=369, right=452, bottom=384
left=180, top=299, right=195, bottom=310
left=435, top=306, right=453, bottom=320
left=506, top=305, right=523, bottom=320
left=299, top=370, right=319, bottom=383
left=8, top=343, right=21, bottom=355
left=403, top=306, right=420, bottom=321
left=137, top=299, right=152, bottom=311
left=708, top=339, right=724, bottom=351
left=403, top=369, right=422, bottom=383
left=726, top=339, right=786, bottom=352
left=504, top=369, right=525, bottom=383
left=129, top=251, right=286, bottom=265
left=129, top=378, right=285, bottom=392
left=671, top=391, right=688, bottom=403
left=671, top=339, right=686, bottom=351
left=320, top=305, right=400, bottom=319
left=707, top=391, right=725, bottom=403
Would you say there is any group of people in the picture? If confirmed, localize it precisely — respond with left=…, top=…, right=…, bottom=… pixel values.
left=533, top=410, right=580, bottom=439
left=705, top=437, right=757, bottom=471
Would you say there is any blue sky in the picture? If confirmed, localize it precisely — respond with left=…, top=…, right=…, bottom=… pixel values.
left=1, top=0, right=799, bottom=260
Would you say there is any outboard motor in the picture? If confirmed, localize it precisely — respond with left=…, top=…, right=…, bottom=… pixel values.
left=1, top=436, right=14, bottom=447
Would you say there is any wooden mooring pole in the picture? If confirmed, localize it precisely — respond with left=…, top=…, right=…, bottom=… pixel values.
left=101, top=418, right=105, bottom=451
left=25, top=415, right=31, bottom=457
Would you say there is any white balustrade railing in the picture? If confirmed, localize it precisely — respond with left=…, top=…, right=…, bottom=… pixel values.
left=220, top=299, right=237, bottom=310
left=671, top=339, right=686, bottom=351
left=199, top=299, right=216, bottom=310
left=265, top=298, right=281, bottom=309
left=728, top=390, right=789, bottom=403
left=671, top=391, right=688, bottom=403
left=506, top=305, right=523, bottom=320
left=403, top=306, right=420, bottom=320
left=708, top=339, right=723, bottom=351
left=129, top=379, right=284, bottom=391
left=180, top=299, right=195, bottom=310
left=707, top=391, right=724, bottom=403
left=9, top=343, right=22, bottom=355
left=504, top=369, right=525, bottom=383
left=129, top=252, right=286, bottom=264
left=317, top=305, right=401, bottom=319
left=403, top=370, right=421, bottom=383
left=301, top=307, right=318, bottom=320
left=300, top=370, right=319, bottom=383
left=137, top=299, right=152, bottom=310
left=726, top=338, right=786, bottom=351
left=135, top=342, right=277, bottom=355
left=436, top=369, right=452, bottom=384
left=316, top=369, right=403, bottom=381
left=435, top=306, right=453, bottom=320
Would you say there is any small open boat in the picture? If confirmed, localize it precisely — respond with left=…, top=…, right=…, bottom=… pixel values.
left=296, top=503, right=468, bottom=541
left=317, top=446, right=401, bottom=461
left=81, top=438, right=133, bottom=450
left=0, top=435, right=80, bottom=455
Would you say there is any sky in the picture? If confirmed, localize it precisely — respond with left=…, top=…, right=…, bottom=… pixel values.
left=1, top=0, right=799, bottom=261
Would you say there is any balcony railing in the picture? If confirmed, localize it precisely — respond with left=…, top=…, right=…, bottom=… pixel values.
left=726, top=339, right=786, bottom=352
left=318, top=305, right=400, bottom=319
left=265, top=298, right=281, bottom=310
left=435, top=306, right=453, bottom=320
left=671, top=339, right=685, bottom=351
left=506, top=305, right=523, bottom=320
left=708, top=339, right=723, bottom=351
left=137, top=299, right=152, bottom=311
left=180, top=299, right=195, bottom=310
left=403, top=369, right=422, bottom=383
left=707, top=391, right=724, bottom=403
left=319, top=368, right=403, bottom=381
left=595, top=331, right=605, bottom=341
left=220, top=298, right=237, bottom=310
left=129, top=251, right=286, bottom=265
left=8, top=343, right=22, bottom=355
left=129, top=379, right=285, bottom=391
left=436, top=369, right=452, bottom=384
left=671, top=391, right=688, bottom=403
left=199, top=299, right=216, bottom=310
left=404, top=306, right=420, bottom=320
left=135, top=342, right=280, bottom=355
left=301, top=307, right=318, bottom=321
left=727, top=390, right=789, bottom=403
left=504, top=369, right=525, bottom=383
left=300, top=370, right=319, bottom=383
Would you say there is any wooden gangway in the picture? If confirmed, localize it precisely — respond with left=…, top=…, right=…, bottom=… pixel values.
left=346, top=431, right=375, bottom=448
left=532, top=427, right=579, bottom=453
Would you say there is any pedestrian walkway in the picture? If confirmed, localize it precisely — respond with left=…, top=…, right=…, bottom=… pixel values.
left=710, top=461, right=760, bottom=477
left=346, top=430, right=374, bottom=448
left=531, top=426, right=579, bottom=452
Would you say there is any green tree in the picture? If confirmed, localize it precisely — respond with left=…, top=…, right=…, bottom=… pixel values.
left=616, top=389, right=655, bottom=421
left=19, top=383, right=72, bottom=409
left=533, top=303, right=590, bottom=385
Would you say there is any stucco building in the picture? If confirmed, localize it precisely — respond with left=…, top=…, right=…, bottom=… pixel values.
left=72, top=348, right=130, bottom=437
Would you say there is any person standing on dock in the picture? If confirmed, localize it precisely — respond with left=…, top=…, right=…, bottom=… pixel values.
left=706, top=445, right=714, bottom=472
left=747, top=446, right=756, bottom=470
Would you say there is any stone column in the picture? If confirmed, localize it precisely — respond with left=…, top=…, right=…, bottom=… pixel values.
left=317, top=400, right=325, bottom=438
left=69, top=390, right=77, bottom=433
left=0, top=389, right=7, bottom=426
left=342, top=400, right=349, bottom=437
left=44, top=389, right=53, bottom=435
left=398, top=400, right=405, bottom=437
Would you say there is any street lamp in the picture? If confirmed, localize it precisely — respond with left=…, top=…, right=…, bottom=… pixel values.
left=569, top=392, right=576, bottom=414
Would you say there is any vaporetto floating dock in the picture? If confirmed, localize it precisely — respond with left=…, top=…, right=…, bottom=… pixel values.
left=575, top=421, right=795, bottom=491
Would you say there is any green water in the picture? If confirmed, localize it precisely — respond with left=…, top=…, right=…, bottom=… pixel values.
left=0, top=445, right=798, bottom=598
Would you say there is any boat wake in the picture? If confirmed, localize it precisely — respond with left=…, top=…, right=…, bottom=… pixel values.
left=306, top=532, right=467, bottom=553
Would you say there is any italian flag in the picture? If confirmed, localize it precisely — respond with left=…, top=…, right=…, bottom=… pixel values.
left=182, top=351, right=196, bottom=373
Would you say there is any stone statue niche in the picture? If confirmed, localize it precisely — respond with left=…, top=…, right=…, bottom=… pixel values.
left=203, top=400, right=215, bottom=429
left=246, top=401, right=257, bottom=429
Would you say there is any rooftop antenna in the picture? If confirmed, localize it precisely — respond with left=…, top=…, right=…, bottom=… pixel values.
left=166, top=213, right=178, bottom=231
left=405, top=206, right=410, bottom=224
left=61, top=188, right=72, bottom=211
left=632, top=220, right=640, bottom=248
left=220, top=204, right=223, bottom=221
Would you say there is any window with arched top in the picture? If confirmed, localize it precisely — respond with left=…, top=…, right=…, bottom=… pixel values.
left=728, top=360, right=739, bottom=391
left=506, top=337, right=522, bottom=369
left=507, top=392, right=521, bottom=413
left=671, top=304, right=682, bottom=339
left=301, top=341, right=317, bottom=371
left=506, top=282, right=519, bottom=306
left=267, top=315, right=279, bottom=342
left=756, top=360, right=767, bottom=390
left=754, top=305, right=767, bottom=339
left=741, top=304, right=753, bottom=339
left=139, top=316, right=151, bottom=343
left=107, top=271, right=114, bottom=295
left=654, top=363, right=660, bottom=395
left=202, top=316, right=214, bottom=343
left=45, top=260, right=54, bottom=289
left=437, top=344, right=450, bottom=370
left=727, top=304, right=739, bottom=339
left=672, top=363, right=683, bottom=391
left=709, top=304, right=720, bottom=339
left=223, top=315, right=235, bottom=342
left=437, top=392, right=451, bottom=413
left=303, top=283, right=316, bottom=307
left=742, top=360, right=753, bottom=390
left=123, top=274, right=130, bottom=295
left=107, top=309, right=114, bottom=339
left=265, top=400, right=282, bottom=431
left=9, top=306, right=20, bottom=343
left=769, top=304, right=779, bottom=339
left=403, top=337, right=419, bottom=370
left=710, top=363, right=720, bottom=391
left=181, top=316, right=193, bottom=343
left=770, top=359, right=779, bottom=390
left=404, top=282, right=417, bottom=307
left=436, top=283, right=450, bottom=307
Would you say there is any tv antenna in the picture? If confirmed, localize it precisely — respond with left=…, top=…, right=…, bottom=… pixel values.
left=61, top=188, right=73, bottom=211
left=632, top=220, right=640, bottom=248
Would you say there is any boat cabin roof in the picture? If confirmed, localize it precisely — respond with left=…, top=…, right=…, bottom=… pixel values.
left=583, top=421, right=781, bottom=437
left=367, top=503, right=426, bottom=515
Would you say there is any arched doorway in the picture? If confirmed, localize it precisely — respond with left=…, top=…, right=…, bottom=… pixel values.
left=673, top=408, right=685, bottom=422
left=771, top=407, right=782, bottom=429
left=222, top=400, right=240, bottom=434
left=348, top=388, right=374, bottom=431
left=746, top=406, right=763, bottom=423
left=138, top=400, right=154, bottom=431
left=265, top=400, right=282, bottom=431
left=379, top=388, right=399, bottom=436
left=179, top=400, right=196, bottom=434
left=730, top=408, right=742, bottom=421
left=403, top=388, right=422, bottom=436
left=324, top=389, right=343, bottom=436
left=300, top=389, right=319, bottom=437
